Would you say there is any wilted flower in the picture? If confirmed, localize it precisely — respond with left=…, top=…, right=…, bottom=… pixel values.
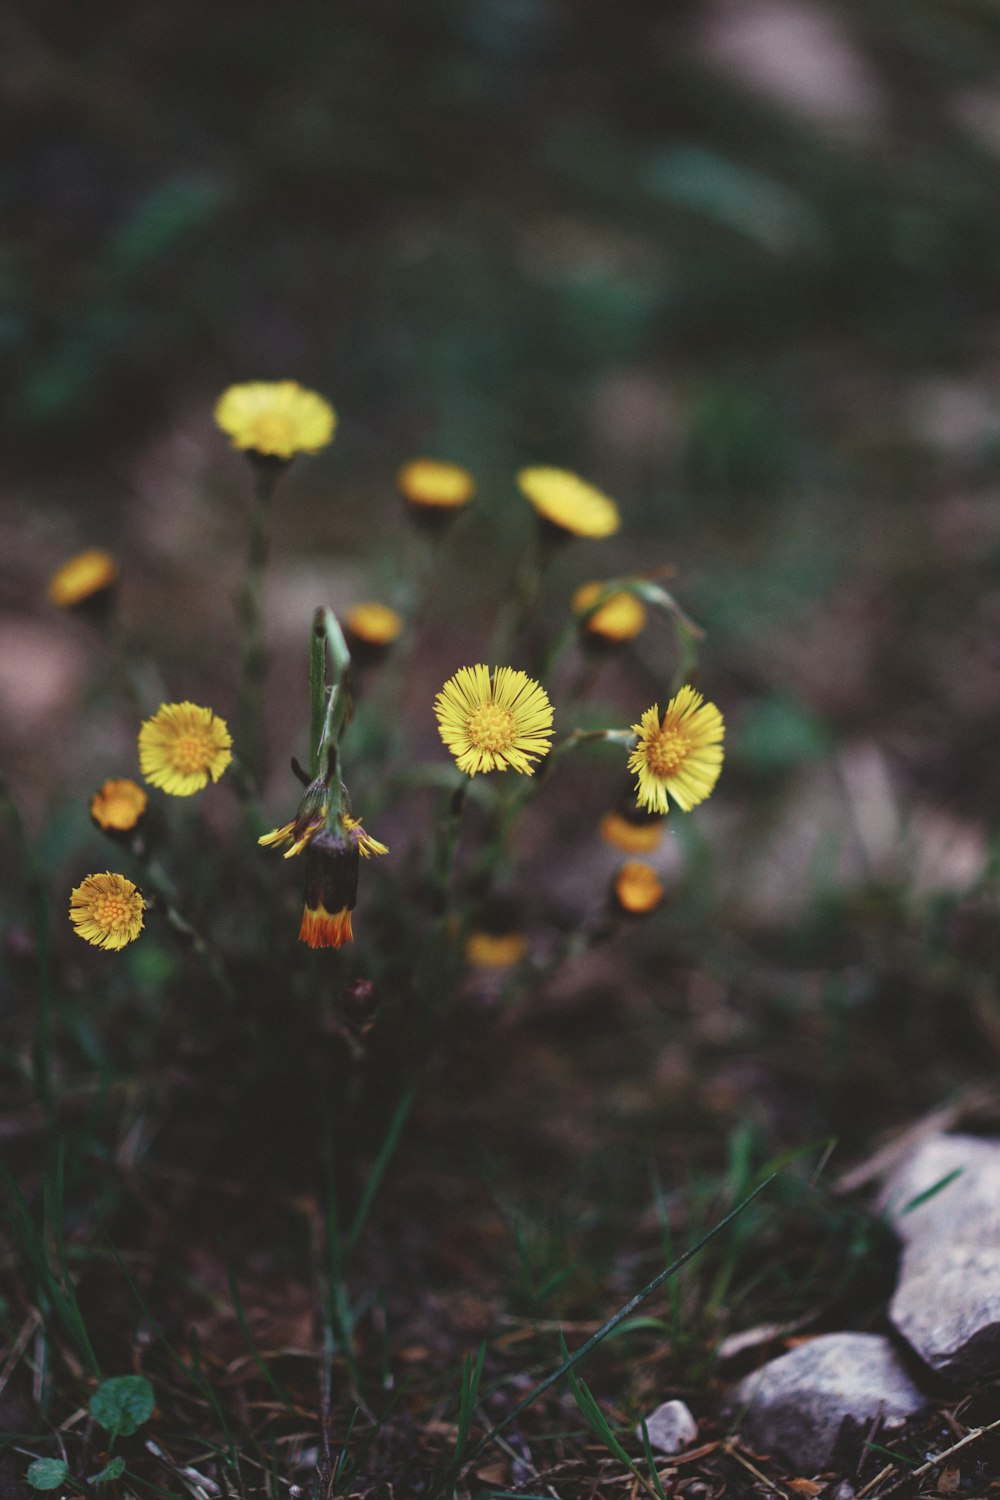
left=299, top=828, right=360, bottom=949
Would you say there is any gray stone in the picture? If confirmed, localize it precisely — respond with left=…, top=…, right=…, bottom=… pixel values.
left=881, top=1133, right=1000, bottom=1379
left=731, top=1332, right=926, bottom=1473
left=636, top=1399, right=698, bottom=1456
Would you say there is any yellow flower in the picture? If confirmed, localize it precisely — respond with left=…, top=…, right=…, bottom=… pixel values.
left=572, top=581, right=647, bottom=642
left=90, top=779, right=148, bottom=833
left=599, top=809, right=664, bottom=855
left=214, top=381, right=336, bottom=459
left=614, top=861, right=664, bottom=915
left=259, top=779, right=388, bottom=861
left=344, top=602, right=404, bottom=648
left=628, top=686, right=724, bottom=815
left=69, top=872, right=145, bottom=951
left=516, top=467, right=620, bottom=538
left=434, top=665, right=554, bottom=776
left=48, top=549, right=119, bottom=610
left=465, top=930, right=527, bottom=969
left=139, top=702, right=233, bottom=797
left=398, top=459, right=476, bottom=510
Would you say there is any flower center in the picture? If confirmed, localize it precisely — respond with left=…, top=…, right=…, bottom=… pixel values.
left=170, top=734, right=212, bottom=774
left=252, top=413, right=295, bottom=451
left=96, top=895, right=134, bottom=931
left=466, top=702, right=516, bottom=752
left=646, top=728, right=690, bottom=778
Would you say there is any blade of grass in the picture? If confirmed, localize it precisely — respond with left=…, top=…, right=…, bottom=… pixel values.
left=224, top=1263, right=298, bottom=1412
left=345, top=1086, right=415, bottom=1256
left=464, top=1174, right=775, bottom=1468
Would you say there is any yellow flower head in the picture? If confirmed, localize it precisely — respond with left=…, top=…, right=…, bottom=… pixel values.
left=614, top=861, right=664, bottom=915
left=344, top=602, right=404, bottom=648
left=214, top=381, right=336, bottom=460
left=517, top=467, right=620, bottom=538
left=139, top=702, right=233, bottom=797
left=434, top=665, right=554, bottom=776
left=90, top=779, right=148, bottom=833
left=599, top=808, right=664, bottom=855
left=398, top=459, right=476, bottom=510
left=572, top=581, right=647, bottom=642
left=69, top=872, right=145, bottom=950
left=628, top=686, right=724, bottom=815
left=465, top=930, right=527, bottom=969
left=48, top=549, right=119, bottom=610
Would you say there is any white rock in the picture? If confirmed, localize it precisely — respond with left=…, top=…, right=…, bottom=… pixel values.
left=881, top=1133, right=1000, bottom=1378
left=731, top=1332, right=926, bottom=1473
left=637, top=1398, right=698, bottom=1455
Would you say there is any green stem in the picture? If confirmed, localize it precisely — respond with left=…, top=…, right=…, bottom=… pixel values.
left=237, top=464, right=279, bottom=780
left=139, top=856, right=234, bottom=1003
left=0, top=783, right=54, bottom=1116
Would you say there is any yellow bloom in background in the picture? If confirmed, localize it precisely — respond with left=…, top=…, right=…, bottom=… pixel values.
left=90, top=779, right=148, bottom=833
left=69, top=872, right=145, bottom=950
left=599, top=809, right=664, bottom=855
left=214, top=381, right=336, bottom=459
left=628, top=686, right=724, bottom=815
left=48, top=549, right=119, bottom=609
left=465, top=930, right=528, bottom=969
left=398, top=458, right=476, bottom=510
left=614, top=861, right=664, bottom=915
left=139, top=701, right=233, bottom=796
left=572, top=581, right=647, bottom=642
left=434, top=665, right=554, bottom=776
left=516, top=467, right=620, bottom=538
left=344, top=602, right=404, bottom=648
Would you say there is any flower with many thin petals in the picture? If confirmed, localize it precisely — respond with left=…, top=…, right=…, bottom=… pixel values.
left=517, top=468, right=620, bottom=538
left=628, top=686, right=724, bottom=815
left=139, top=702, right=233, bottom=797
left=434, top=665, right=554, bottom=777
left=214, top=381, right=336, bottom=460
left=69, top=872, right=145, bottom=950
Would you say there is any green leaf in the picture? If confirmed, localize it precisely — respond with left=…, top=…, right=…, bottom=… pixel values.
left=27, top=1459, right=69, bottom=1490
left=87, top=1457, right=126, bottom=1485
left=89, top=1375, right=155, bottom=1436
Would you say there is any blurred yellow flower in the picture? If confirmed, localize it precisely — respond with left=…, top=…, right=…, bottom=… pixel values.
left=48, top=549, right=119, bottom=610
left=465, top=930, right=527, bottom=969
left=572, top=581, right=647, bottom=642
left=517, top=467, right=620, bottom=538
left=344, top=602, right=404, bottom=647
left=614, top=861, right=664, bottom=914
left=628, top=686, right=724, bottom=815
left=599, top=809, right=664, bottom=855
left=90, top=779, right=148, bottom=833
left=139, top=701, right=233, bottom=797
left=398, top=459, right=475, bottom=510
left=69, top=872, right=145, bottom=950
left=214, top=381, right=336, bottom=459
left=434, top=665, right=554, bottom=776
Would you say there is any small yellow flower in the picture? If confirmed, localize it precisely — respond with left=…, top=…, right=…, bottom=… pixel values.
left=398, top=459, right=476, bottom=510
left=139, top=702, right=233, bottom=797
left=434, top=665, right=554, bottom=776
left=90, top=779, right=148, bottom=833
left=628, top=686, right=724, bottom=815
left=344, top=602, right=404, bottom=648
left=69, top=872, right=145, bottom=950
left=614, top=861, right=664, bottom=915
left=599, top=809, right=664, bottom=855
left=48, top=549, right=119, bottom=610
left=572, top=581, right=647, bottom=642
left=214, top=381, right=336, bottom=459
left=465, top=930, right=527, bottom=969
left=517, top=467, right=620, bottom=538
